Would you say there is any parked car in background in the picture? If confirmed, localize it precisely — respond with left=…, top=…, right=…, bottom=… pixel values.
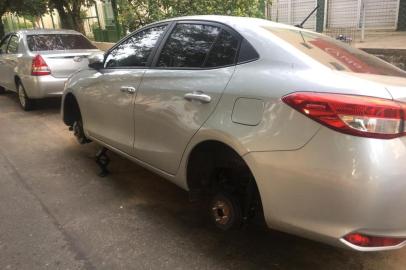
left=0, top=29, right=101, bottom=110
left=62, top=15, right=406, bottom=251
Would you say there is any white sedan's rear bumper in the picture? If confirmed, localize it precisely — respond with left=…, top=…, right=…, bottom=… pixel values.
left=21, top=74, right=67, bottom=99
left=244, top=126, right=406, bottom=251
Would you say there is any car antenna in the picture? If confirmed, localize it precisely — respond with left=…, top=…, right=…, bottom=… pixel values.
left=295, top=4, right=320, bottom=28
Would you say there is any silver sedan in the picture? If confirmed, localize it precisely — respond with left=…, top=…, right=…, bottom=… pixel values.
left=0, top=29, right=101, bottom=110
left=62, top=16, right=406, bottom=251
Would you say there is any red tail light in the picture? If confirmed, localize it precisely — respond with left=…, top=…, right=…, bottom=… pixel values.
left=31, top=55, right=51, bottom=76
left=282, top=92, right=406, bottom=139
left=344, top=233, right=406, bottom=248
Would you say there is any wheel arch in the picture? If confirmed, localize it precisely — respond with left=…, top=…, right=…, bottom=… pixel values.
left=186, top=139, right=246, bottom=191
left=184, top=135, right=258, bottom=195
left=14, top=75, right=23, bottom=92
left=184, top=137, right=264, bottom=223
left=14, top=75, right=21, bottom=87
left=62, top=92, right=82, bottom=126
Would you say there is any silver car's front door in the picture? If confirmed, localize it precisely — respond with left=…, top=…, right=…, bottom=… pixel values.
left=132, top=23, right=240, bottom=174
left=83, top=24, right=169, bottom=155
left=83, top=69, right=143, bottom=154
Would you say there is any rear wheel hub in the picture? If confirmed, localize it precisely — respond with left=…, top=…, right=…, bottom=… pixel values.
left=212, top=200, right=231, bottom=225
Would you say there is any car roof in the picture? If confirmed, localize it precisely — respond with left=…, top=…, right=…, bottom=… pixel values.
left=157, top=15, right=303, bottom=32
left=15, top=29, right=82, bottom=35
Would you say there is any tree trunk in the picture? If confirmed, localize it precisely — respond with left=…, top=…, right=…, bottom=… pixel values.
left=71, top=14, right=85, bottom=34
left=52, top=1, right=72, bottom=29
left=0, top=19, right=5, bottom=39
left=70, top=1, right=85, bottom=34
left=0, top=7, right=6, bottom=39
left=110, top=0, right=121, bottom=38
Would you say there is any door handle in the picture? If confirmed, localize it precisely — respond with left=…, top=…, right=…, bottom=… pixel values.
left=184, top=91, right=211, bottom=103
left=120, top=86, right=136, bottom=94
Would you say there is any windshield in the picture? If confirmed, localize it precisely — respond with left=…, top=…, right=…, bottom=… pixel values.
left=266, top=27, right=406, bottom=78
left=27, top=34, right=97, bottom=51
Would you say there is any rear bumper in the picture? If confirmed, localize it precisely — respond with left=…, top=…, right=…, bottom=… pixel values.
left=244, top=127, right=406, bottom=251
left=20, top=74, right=67, bottom=99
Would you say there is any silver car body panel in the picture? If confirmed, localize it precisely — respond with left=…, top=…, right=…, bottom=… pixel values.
left=63, top=16, right=406, bottom=251
left=81, top=68, right=145, bottom=155
left=132, top=67, right=235, bottom=174
left=0, top=29, right=101, bottom=98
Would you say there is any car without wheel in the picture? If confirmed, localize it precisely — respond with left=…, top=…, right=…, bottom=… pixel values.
left=62, top=15, right=406, bottom=251
left=0, top=29, right=101, bottom=110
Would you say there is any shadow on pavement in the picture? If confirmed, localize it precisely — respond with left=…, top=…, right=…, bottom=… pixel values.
left=2, top=91, right=61, bottom=113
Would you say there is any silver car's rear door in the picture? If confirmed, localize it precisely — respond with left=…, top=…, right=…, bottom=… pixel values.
left=132, top=22, right=240, bottom=175
left=133, top=67, right=235, bottom=175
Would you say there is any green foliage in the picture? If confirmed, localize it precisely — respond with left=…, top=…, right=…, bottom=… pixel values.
left=0, top=0, right=47, bottom=38
left=117, top=0, right=266, bottom=33
left=0, top=0, right=48, bottom=17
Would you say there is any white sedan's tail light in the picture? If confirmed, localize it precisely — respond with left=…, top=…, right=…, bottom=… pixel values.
left=282, top=92, right=406, bottom=139
left=31, top=55, right=51, bottom=76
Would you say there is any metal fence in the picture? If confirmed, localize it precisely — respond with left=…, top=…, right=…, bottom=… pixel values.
left=266, top=0, right=404, bottom=44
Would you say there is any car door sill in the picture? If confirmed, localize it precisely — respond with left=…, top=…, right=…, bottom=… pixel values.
left=87, top=134, right=177, bottom=182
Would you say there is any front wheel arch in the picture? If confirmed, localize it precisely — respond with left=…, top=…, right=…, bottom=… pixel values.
left=63, top=93, right=82, bottom=126
left=63, top=93, right=91, bottom=144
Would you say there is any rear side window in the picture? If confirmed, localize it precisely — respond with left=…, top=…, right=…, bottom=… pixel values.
left=7, top=35, right=19, bottom=53
left=27, top=34, right=96, bottom=51
left=238, top=39, right=259, bottom=63
left=157, top=24, right=221, bottom=68
left=104, top=25, right=167, bottom=68
left=204, top=29, right=239, bottom=68
left=267, top=27, right=406, bottom=78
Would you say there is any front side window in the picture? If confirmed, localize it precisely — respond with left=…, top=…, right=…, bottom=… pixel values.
left=0, top=36, right=10, bottom=53
left=104, top=25, right=167, bottom=68
left=7, top=35, right=19, bottom=54
left=157, top=23, right=221, bottom=68
left=27, top=34, right=96, bottom=51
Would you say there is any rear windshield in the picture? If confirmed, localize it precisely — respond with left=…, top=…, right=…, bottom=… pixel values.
left=266, top=27, right=406, bottom=78
left=27, top=34, right=96, bottom=51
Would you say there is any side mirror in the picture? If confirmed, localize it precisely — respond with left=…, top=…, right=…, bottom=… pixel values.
left=88, top=53, right=104, bottom=70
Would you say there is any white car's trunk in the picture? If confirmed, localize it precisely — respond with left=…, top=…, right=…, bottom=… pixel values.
left=37, top=49, right=100, bottom=78
left=352, top=73, right=406, bottom=102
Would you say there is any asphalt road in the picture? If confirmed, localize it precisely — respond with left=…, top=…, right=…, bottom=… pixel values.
left=1, top=92, right=406, bottom=270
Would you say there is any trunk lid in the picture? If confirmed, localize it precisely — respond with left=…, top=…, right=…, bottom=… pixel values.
left=349, top=73, right=406, bottom=103
left=37, top=49, right=101, bottom=78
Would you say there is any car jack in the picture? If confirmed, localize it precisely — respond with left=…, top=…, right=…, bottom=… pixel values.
left=96, top=147, right=110, bottom=177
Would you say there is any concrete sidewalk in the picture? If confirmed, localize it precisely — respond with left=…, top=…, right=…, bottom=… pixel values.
left=355, top=31, right=406, bottom=50
left=353, top=31, right=406, bottom=71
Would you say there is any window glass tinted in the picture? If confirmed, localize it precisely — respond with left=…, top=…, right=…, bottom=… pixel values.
left=27, top=34, right=96, bottom=51
left=238, top=39, right=259, bottom=63
left=0, top=36, right=10, bottom=53
left=105, top=25, right=167, bottom=68
left=266, top=27, right=406, bottom=78
left=204, top=29, right=239, bottom=67
left=157, top=24, right=220, bottom=68
left=7, top=35, right=19, bottom=53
